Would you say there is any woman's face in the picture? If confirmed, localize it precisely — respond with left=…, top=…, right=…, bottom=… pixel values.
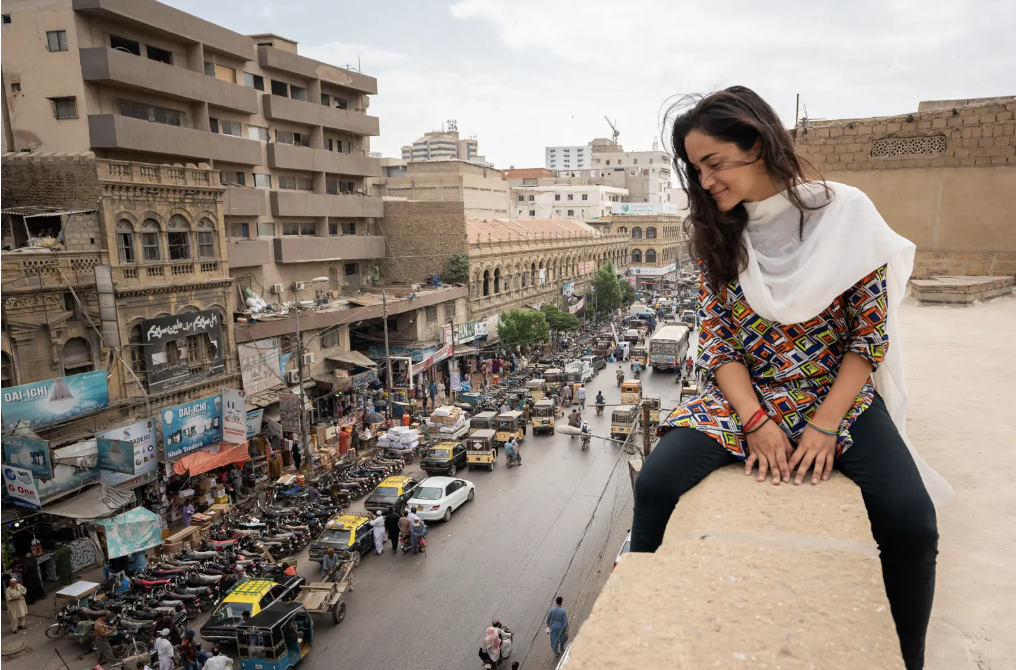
left=684, top=129, right=771, bottom=212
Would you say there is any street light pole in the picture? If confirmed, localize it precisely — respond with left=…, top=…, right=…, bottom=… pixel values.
left=382, top=290, right=394, bottom=421
left=292, top=276, right=328, bottom=471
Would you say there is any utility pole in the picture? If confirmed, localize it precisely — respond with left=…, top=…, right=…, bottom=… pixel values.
left=795, top=93, right=800, bottom=127
left=382, top=290, right=393, bottom=420
left=295, top=306, right=306, bottom=470
left=642, top=402, right=652, bottom=459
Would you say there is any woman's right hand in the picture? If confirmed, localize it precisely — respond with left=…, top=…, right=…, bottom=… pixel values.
left=744, top=419, right=793, bottom=485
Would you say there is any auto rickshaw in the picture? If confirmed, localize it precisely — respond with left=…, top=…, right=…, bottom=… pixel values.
left=495, top=410, right=526, bottom=445
left=237, top=602, right=314, bottom=670
left=465, top=428, right=497, bottom=471
left=543, top=368, right=563, bottom=395
left=630, top=345, right=648, bottom=369
left=642, top=395, right=661, bottom=426
left=620, top=379, right=642, bottom=405
left=507, top=389, right=527, bottom=411
left=469, top=411, right=496, bottom=435
left=531, top=399, right=556, bottom=435
left=524, top=379, right=547, bottom=402
left=610, top=405, right=638, bottom=442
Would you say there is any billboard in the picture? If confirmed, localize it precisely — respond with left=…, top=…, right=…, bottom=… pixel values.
left=1, top=370, right=109, bottom=430
left=246, top=409, right=264, bottom=438
left=36, top=440, right=102, bottom=501
left=3, top=466, right=41, bottom=510
left=238, top=338, right=282, bottom=394
left=161, top=394, right=223, bottom=460
left=610, top=202, right=678, bottom=216
left=141, top=310, right=225, bottom=392
left=222, top=388, right=247, bottom=444
left=99, top=418, right=158, bottom=490
left=2, top=436, right=52, bottom=480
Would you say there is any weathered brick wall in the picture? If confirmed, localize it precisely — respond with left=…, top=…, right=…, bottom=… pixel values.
left=1, top=153, right=102, bottom=209
left=62, top=212, right=103, bottom=252
left=379, top=200, right=470, bottom=283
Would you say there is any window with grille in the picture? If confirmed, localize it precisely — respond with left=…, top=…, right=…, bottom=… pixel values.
left=871, top=136, right=946, bottom=159
left=581, top=194, right=588, bottom=201
left=426, top=306, right=438, bottom=324
left=168, top=232, right=191, bottom=259
left=646, top=227, right=657, bottom=239
left=631, top=227, right=643, bottom=239
left=50, top=97, right=77, bottom=119
left=47, top=30, right=68, bottom=52
left=117, top=226, right=136, bottom=263
left=197, top=230, right=215, bottom=258
left=141, top=219, right=161, bottom=261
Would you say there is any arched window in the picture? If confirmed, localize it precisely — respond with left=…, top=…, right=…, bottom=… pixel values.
left=472, top=273, right=480, bottom=299
left=141, top=218, right=162, bottom=261
left=513, top=269, right=520, bottom=291
left=116, top=220, right=136, bottom=264
left=631, top=226, right=642, bottom=239
left=482, top=269, right=491, bottom=296
left=197, top=218, right=216, bottom=259
left=617, top=226, right=627, bottom=234
left=646, top=226, right=657, bottom=239
left=631, top=249, right=642, bottom=264
left=530, top=263, right=536, bottom=286
left=1, top=352, right=13, bottom=388
left=62, top=337, right=93, bottom=374
left=645, top=249, right=657, bottom=263
left=168, top=215, right=191, bottom=260
left=165, top=339, right=181, bottom=365
left=521, top=266, right=528, bottom=288
left=493, top=268, right=501, bottom=294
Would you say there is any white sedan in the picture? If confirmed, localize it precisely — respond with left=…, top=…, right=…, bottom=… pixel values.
left=406, top=476, right=475, bottom=522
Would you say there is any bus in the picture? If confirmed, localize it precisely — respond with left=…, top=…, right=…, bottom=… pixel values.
left=649, top=325, right=690, bottom=372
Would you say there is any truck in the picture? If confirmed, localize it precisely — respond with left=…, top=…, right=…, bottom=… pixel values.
left=649, top=325, right=691, bottom=372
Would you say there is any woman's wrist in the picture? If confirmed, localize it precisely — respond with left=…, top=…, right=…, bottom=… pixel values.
left=809, top=405, right=844, bottom=433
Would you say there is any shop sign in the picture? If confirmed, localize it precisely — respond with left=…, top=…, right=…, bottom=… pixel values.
left=442, top=324, right=453, bottom=346
left=562, top=282, right=575, bottom=297
left=611, top=202, right=678, bottom=216
left=222, top=388, right=247, bottom=444
left=161, top=394, right=223, bottom=460
left=97, top=438, right=136, bottom=475
left=37, top=440, right=101, bottom=501
left=457, top=321, right=476, bottom=344
left=475, top=321, right=489, bottom=338
left=3, top=465, right=41, bottom=510
left=568, top=297, right=586, bottom=314
left=141, top=310, right=224, bottom=392
left=352, top=369, right=378, bottom=388
left=333, top=370, right=352, bottom=391
left=246, top=409, right=264, bottom=438
left=100, top=418, right=158, bottom=489
left=1, top=370, right=109, bottom=430
left=238, top=338, right=283, bottom=395
left=2, top=436, right=52, bottom=480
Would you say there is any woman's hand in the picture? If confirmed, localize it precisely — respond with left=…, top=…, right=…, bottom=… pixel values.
left=744, top=419, right=793, bottom=485
left=788, top=425, right=837, bottom=485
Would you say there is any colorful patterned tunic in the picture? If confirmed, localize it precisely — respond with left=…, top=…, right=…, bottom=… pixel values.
left=659, top=264, right=889, bottom=458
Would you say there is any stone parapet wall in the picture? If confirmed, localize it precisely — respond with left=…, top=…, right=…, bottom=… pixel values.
left=914, top=250, right=1016, bottom=279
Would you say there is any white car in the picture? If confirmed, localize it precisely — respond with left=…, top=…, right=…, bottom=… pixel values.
left=614, top=529, right=632, bottom=569
left=406, top=476, right=475, bottom=522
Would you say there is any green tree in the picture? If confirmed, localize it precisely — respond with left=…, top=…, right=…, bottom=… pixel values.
left=619, top=279, right=637, bottom=306
left=591, top=262, right=622, bottom=313
left=541, top=305, right=580, bottom=333
left=443, top=252, right=470, bottom=285
left=498, top=309, right=550, bottom=350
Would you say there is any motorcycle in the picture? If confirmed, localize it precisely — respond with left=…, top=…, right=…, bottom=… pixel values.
left=580, top=433, right=591, bottom=451
left=505, top=449, right=521, bottom=468
left=595, top=402, right=604, bottom=417
left=633, top=367, right=642, bottom=379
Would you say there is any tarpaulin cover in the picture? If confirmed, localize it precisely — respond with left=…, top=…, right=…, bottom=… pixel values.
left=94, top=507, right=162, bottom=558
left=172, top=441, right=250, bottom=476
left=42, top=485, right=132, bottom=519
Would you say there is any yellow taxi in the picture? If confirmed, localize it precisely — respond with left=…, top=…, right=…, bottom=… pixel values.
left=363, top=475, right=421, bottom=515
left=200, top=576, right=304, bottom=642
left=308, top=513, right=373, bottom=562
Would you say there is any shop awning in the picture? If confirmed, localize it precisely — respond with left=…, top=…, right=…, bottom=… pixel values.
left=172, top=441, right=250, bottom=476
left=94, top=507, right=162, bottom=558
left=326, top=351, right=377, bottom=368
left=42, top=485, right=133, bottom=520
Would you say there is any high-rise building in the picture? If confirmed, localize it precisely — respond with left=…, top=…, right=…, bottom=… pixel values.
left=400, top=122, right=488, bottom=165
left=544, top=139, right=676, bottom=204
left=545, top=145, right=592, bottom=170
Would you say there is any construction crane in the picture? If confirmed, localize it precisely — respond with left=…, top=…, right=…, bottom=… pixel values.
left=604, top=116, right=620, bottom=144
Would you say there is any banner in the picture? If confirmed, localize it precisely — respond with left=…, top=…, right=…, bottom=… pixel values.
left=141, top=310, right=225, bottom=392
left=246, top=409, right=264, bottom=438
left=161, top=394, right=223, bottom=460
left=562, top=282, right=575, bottom=297
left=568, top=297, right=586, bottom=314
left=450, top=369, right=462, bottom=392
left=100, top=418, right=158, bottom=490
left=457, top=321, right=476, bottom=344
left=1, top=370, right=109, bottom=430
left=2, top=436, right=52, bottom=480
left=36, top=440, right=101, bottom=501
left=279, top=393, right=302, bottom=432
left=238, top=337, right=282, bottom=394
left=3, top=465, right=41, bottom=510
left=97, top=438, right=136, bottom=475
left=222, top=388, right=247, bottom=444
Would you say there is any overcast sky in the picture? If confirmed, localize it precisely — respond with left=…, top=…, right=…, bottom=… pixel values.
left=168, top=0, right=1013, bottom=169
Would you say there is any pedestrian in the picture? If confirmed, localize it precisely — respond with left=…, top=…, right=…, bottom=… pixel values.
left=384, top=509, right=401, bottom=554
left=154, top=629, right=175, bottom=670
left=546, top=596, right=569, bottom=658
left=93, top=613, right=116, bottom=664
left=397, top=509, right=412, bottom=550
left=153, top=613, right=181, bottom=645
left=351, top=425, right=361, bottom=452
left=428, top=380, right=438, bottom=409
left=321, top=548, right=338, bottom=581
left=576, top=385, right=586, bottom=410
left=5, top=577, right=27, bottom=632
left=203, top=647, right=232, bottom=670
left=179, top=631, right=199, bottom=670
left=291, top=439, right=302, bottom=471
left=410, top=518, right=426, bottom=555
left=370, top=510, right=387, bottom=555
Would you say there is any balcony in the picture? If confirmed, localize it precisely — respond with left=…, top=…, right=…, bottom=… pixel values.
left=114, top=259, right=227, bottom=287
left=72, top=0, right=254, bottom=61
left=227, top=239, right=273, bottom=268
left=224, top=187, right=267, bottom=217
left=272, top=235, right=385, bottom=263
left=266, top=143, right=381, bottom=177
left=80, top=47, right=258, bottom=114
left=270, top=191, right=383, bottom=218
left=256, top=45, right=377, bottom=94
left=1, top=252, right=106, bottom=292
left=262, top=94, right=379, bottom=136
left=88, top=114, right=263, bottom=165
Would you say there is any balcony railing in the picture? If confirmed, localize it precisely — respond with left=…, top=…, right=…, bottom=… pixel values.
left=114, top=260, right=226, bottom=286
left=1, top=252, right=107, bottom=291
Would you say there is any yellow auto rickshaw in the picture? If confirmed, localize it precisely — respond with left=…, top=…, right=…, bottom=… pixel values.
left=469, top=411, right=496, bottom=435
left=630, top=345, right=648, bottom=369
left=621, top=379, right=642, bottom=405
left=542, top=368, right=563, bottom=395
left=495, top=410, right=525, bottom=445
left=524, top=379, right=547, bottom=402
left=465, top=428, right=497, bottom=471
left=611, top=405, right=638, bottom=442
left=531, top=399, right=556, bottom=435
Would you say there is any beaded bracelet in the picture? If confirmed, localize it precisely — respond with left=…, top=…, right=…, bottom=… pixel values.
left=805, top=418, right=839, bottom=436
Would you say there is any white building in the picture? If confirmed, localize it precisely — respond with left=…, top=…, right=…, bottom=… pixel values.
left=510, top=184, right=628, bottom=221
left=545, top=145, right=593, bottom=171
left=545, top=139, right=675, bottom=204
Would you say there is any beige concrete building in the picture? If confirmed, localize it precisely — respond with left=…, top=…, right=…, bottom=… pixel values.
left=595, top=212, right=690, bottom=291
left=0, top=0, right=386, bottom=313
left=508, top=183, right=627, bottom=222
left=378, top=160, right=510, bottom=219
left=548, top=138, right=677, bottom=204
left=793, top=96, right=1016, bottom=278
left=400, top=123, right=485, bottom=164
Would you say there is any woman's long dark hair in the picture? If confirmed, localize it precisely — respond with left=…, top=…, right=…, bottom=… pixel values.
left=669, top=86, right=827, bottom=286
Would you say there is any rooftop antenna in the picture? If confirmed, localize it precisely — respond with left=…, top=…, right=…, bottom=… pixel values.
left=604, top=116, right=620, bottom=143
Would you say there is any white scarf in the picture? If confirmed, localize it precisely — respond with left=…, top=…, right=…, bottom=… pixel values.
left=739, top=181, right=952, bottom=505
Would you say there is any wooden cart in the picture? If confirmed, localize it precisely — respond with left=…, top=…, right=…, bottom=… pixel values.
left=294, top=560, right=354, bottom=625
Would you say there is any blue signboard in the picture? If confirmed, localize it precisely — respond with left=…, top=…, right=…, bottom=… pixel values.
left=97, top=438, right=136, bottom=475
left=1, top=370, right=109, bottom=430
left=2, top=436, right=52, bottom=480
left=161, top=394, right=223, bottom=460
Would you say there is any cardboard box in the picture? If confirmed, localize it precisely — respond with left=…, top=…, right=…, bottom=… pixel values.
left=214, top=495, right=230, bottom=504
left=162, top=540, right=183, bottom=554
left=166, top=526, right=197, bottom=543
left=209, top=503, right=232, bottom=517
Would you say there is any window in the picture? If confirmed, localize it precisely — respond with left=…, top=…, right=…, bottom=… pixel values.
left=528, top=195, right=534, bottom=201
left=517, top=195, right=524, bottom=202
left=321, top=93, right=331, bottom=106
left=146, top=45, right=172, bottom=64
left=581, top=194, right=588, bottom=201
left=631, top=249, right=642, bottom=263
left=210, top=118, right=241, bottom=137
left=605, top=160, right=610, bottom=166
left=62, top=337, right=93, bottom=374
left=646, top=226, right=657, bottom=239
left=344, top=263, right=357, bottom=276
left=290, top=85, right=307, bottom=101
left=253, top=173, right=271, bottom=189
left=168, top=216, right=191, bottom=260
left=567, top=209, right=574, bottom=216
left=244, top=72, right=265, bottom=90
left=529, top=209, right=535, bottom=216
left=326, top=138, right=333, bottom=151
left=257, top=222, right=276, bottom=237
left=631, top=226, right=643, bottom=239
left=50, top=97, right=77, bottom=119
left=212, top=64, right=235, bottom=83
left=271, top=80, right=289, bottom=96
left=275, top=130, right=305, bottom=146
left=247, top=125, right=268, bottom=142
left=283, top=222, right=315, bottom=236
left=425, top=306, right=437, bottom=324
left=46, top=30, right=68, bottom=52
left=165, top=339, right=181, bottom=365
left=554, top=194, right=561, bottom=201
left=229, top=222, right=250, bottom=239
left=116, top=221, right=135, bottom=263
left=326, top=179, right=354, bottom=195
left=110, top=35, right=141, bottom=56
left=1, top=15, right=10, bottom=24
left=567, top=194, right=574, bottom=201
left=342, top=221, right=356, bottom=235
left=118, top=99, right=185, bottom=126
left=10, top=82, right=20, bottom=93
left=633, top=159, right=638, bottom=165
left=278, top=175, right=312, bottom=191
left=141, top=219, right=161, bottom=261
left=321, top=329, right=340, bottom=348
left=645, top=249, right=657, bottom=263
left=222, top=170, right=245, bottom=186
left=197, top=219, right=216, bottom=258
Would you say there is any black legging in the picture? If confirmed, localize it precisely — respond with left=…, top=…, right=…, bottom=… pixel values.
left=631, top=395, right=937, bottom=670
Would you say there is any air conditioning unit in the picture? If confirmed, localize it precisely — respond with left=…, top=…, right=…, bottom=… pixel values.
left=292, top=281, right=306, bottom=291
left=286, top=369, right=301, bottom=384
left=301, top=352, right=314, bottom=366
left=271, top=283, right=284, bottom=294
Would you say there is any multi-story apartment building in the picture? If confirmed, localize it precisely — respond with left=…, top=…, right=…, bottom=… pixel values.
left=378, top=160, right=510, bottom=220
left=545, top=145, right=592, bottom=171
left=508, top=184, right=628, bottom=221
left=400, top=124, right=486, bottom=165
left=0, top=0, right=385, bottom=309
left=544, top=138, right=676, bottom=204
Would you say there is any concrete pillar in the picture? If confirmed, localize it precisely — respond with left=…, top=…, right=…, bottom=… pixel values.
left=312, top=171, right=326, bottom=194
left=186, top=43, right=205, bottom=73
left=308, top=80, right=322, bottom=105
left=309, top=125, right=324, bottom=150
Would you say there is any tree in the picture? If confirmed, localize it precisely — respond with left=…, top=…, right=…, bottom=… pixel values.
left=619, top=279, right=637, bottom=306
left=591, top=262, right=622, bottom=313
left=443, top=252, right=470, bottom=285
left=541, top=305, right=580, bottom=333
left=498, top=309, right=550, bottom=350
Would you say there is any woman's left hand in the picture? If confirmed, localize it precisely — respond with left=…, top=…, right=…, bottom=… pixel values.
left=788, top=425, right=837, bottom=485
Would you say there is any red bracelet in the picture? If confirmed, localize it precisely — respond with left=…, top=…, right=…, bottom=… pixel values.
left=743, top=408, right=767, bottom=433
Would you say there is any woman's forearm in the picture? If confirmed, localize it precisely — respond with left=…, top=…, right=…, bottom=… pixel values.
left=812, top=352, right=873, bottom=428
left=713, top=362, right=762, bottom=421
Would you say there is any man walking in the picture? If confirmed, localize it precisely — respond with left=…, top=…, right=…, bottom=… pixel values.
left=546, top=596, right=569, bottom=658
left=576, top=385, right=586, bottom=410
left=93, top=613, right=116, bottom=664
left=385, top=509, right=401, bottom=553
left=5, top=578, right=27, bottom=632
left=154, top=629, right=175, bottom=670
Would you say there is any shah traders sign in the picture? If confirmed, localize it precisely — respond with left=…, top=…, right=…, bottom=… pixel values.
left=238, top=338, right=283, bottom=395
left=100, top=418, right=158, bottom=490
left=1, top=370, right=109, bottom=430
left=141, top=310, right=224, bottom=393
left=161, top=394, right=223, bottom=460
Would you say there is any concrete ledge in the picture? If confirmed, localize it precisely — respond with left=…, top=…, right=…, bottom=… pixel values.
left=910, top=275, right=1013, bottom=304
left=565, top=466, right=904, bottom=670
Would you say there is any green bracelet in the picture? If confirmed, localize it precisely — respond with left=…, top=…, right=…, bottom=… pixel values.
left=806, top=418, right=839, bottom=436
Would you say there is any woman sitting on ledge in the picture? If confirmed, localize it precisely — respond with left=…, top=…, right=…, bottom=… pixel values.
left=630, top=86, right=951, bottom=670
